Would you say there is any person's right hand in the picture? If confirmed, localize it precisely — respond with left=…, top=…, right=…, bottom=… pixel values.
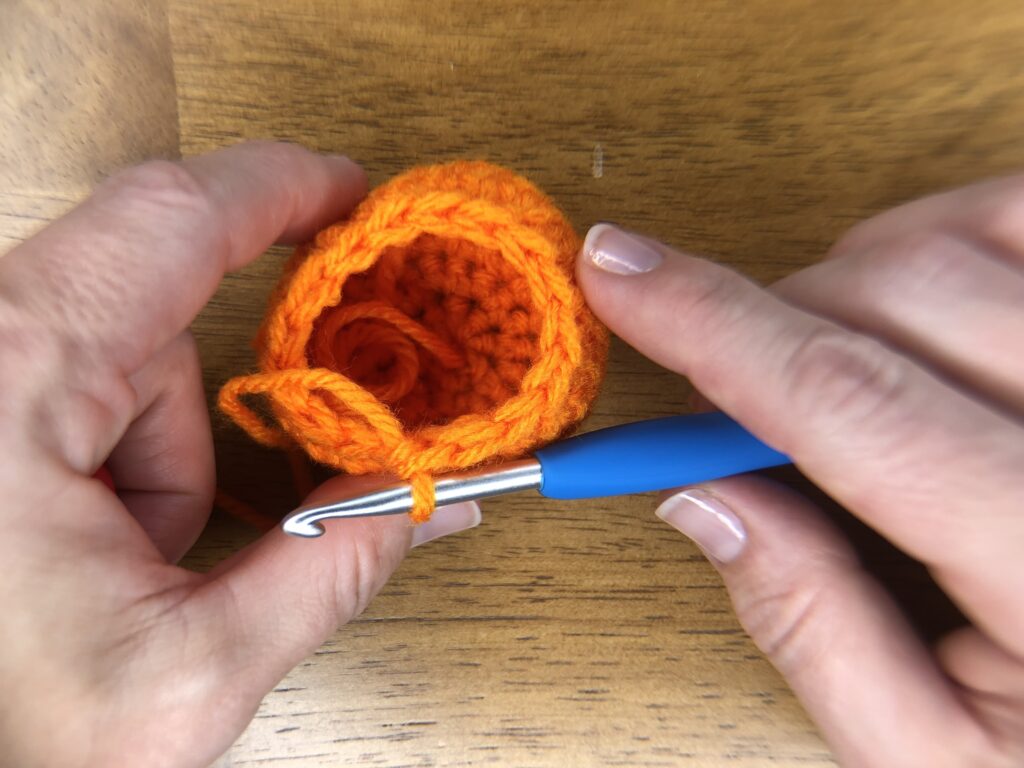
left=576, top=176, right=1024, bottom=767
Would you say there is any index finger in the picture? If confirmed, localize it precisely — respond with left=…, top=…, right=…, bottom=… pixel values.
left=830, top=173, right=1024, bottom=266
left=577, top=224, right=1024, bottom=654
left=0, top=141, right=367, bottom=375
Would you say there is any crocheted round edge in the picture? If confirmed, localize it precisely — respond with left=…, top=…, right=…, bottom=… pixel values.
left=219, top=161, right=608, bottom=517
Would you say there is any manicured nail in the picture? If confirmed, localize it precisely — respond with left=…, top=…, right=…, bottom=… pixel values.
left=410, top=502, right=481, bottom=547
left=582, top=223, right=663, bottom=275
left=655, top=489, right=746, bottom=563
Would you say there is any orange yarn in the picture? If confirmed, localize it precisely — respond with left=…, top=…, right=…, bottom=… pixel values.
left=219, top=161, right=608, bottom=522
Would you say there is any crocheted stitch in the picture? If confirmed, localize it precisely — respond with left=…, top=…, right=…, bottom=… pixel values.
left=219, top=161, right=608, bottom=522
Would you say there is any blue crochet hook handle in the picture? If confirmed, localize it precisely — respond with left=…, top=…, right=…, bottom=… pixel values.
left=535, top=411, right=790, bottom=499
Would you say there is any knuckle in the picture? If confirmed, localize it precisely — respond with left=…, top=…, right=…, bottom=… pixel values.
left=734, top=574, right=837, bottom=674
left=245, top=139, right=308, bottom=165
left=328, top=522, right=400, bottom=626
left=349, top=524, right=393, bottom=615
left=0, top=307, right=135, bottom=465
left=230, top=140, right=313, bottom=185
left=784, top=327, right=907, bottom=428
left=873, top=230, right=978, bottom=297
left=163, top=330, right=201, bottom=379
left=659, top=262, right=747, bottom=338
left=102, top=160, right=210, bottom=217
left=0, top=320, right=61, bottom=424
left=347, top=538, right=380, bottom=618
left=176, top=327, right=200, bottom=358
left=830, top=219, right=873, bottom=257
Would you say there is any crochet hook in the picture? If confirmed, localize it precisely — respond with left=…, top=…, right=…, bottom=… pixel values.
left=282, top=411, right=790, bottom=538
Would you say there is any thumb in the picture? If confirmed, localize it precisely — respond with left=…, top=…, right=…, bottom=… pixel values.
left=654, top=475, right=994, bottom=767
left=190, top=475, right=480, bottom=694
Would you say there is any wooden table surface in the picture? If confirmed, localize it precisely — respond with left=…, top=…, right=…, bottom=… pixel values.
left=4, top=1, right=1024, bottom=765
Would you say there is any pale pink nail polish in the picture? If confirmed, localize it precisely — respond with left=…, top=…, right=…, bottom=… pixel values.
left=655, top=489, right=746, bottom=563
left=410, top=502, right=481, bottom=548
left=582, top=223, right=663, bottom=275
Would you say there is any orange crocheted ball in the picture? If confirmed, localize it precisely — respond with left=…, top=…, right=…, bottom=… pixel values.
left=219, top=161, right=608, bottom=521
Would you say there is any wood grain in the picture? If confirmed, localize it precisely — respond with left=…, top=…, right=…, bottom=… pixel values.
left=0, top=0, right=179, bottom=247
left=167, top=2, right=1024, bottom=765
left=5, top=0, right=1024, bottom=765
left=171, top=1, right=1024, bottom=766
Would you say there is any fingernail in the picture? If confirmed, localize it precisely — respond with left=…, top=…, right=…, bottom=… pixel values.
left=582, top=223, right=663, bottom=275
left=655, top=489, right=746, bottom=563
left=410, top=502, right=481, bottom=548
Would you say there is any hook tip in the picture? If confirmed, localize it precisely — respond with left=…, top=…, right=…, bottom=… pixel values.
left=282, top=516, right=326, bottom=538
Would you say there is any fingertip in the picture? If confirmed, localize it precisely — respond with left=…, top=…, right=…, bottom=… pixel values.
left=575, top=224, right=661, bottom=342
left=324, top=154, right=369, bottom=198
left=579, top=223, right=664, bottom=276
left=574, top=222, right=735, bottom=379
left=179, top=140, right=369, bottom=249
left=325, top=153, right=366, bottom=178
left=273, top=151, right=369, bottom=246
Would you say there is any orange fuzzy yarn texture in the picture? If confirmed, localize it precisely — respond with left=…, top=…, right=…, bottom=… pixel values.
left=219, top=161, right=608, bottom=522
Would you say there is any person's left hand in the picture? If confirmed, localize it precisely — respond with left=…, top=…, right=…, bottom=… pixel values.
left=0, top=141, right=480, bottom=768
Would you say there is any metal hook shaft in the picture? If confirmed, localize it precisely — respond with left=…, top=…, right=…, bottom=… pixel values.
left=282, top=458, right=544, bottom=537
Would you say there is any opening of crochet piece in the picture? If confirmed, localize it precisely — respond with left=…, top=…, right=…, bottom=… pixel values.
left=309, top=233, right=541, bottom=428
left=219, top=161, right=608, bottom=521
